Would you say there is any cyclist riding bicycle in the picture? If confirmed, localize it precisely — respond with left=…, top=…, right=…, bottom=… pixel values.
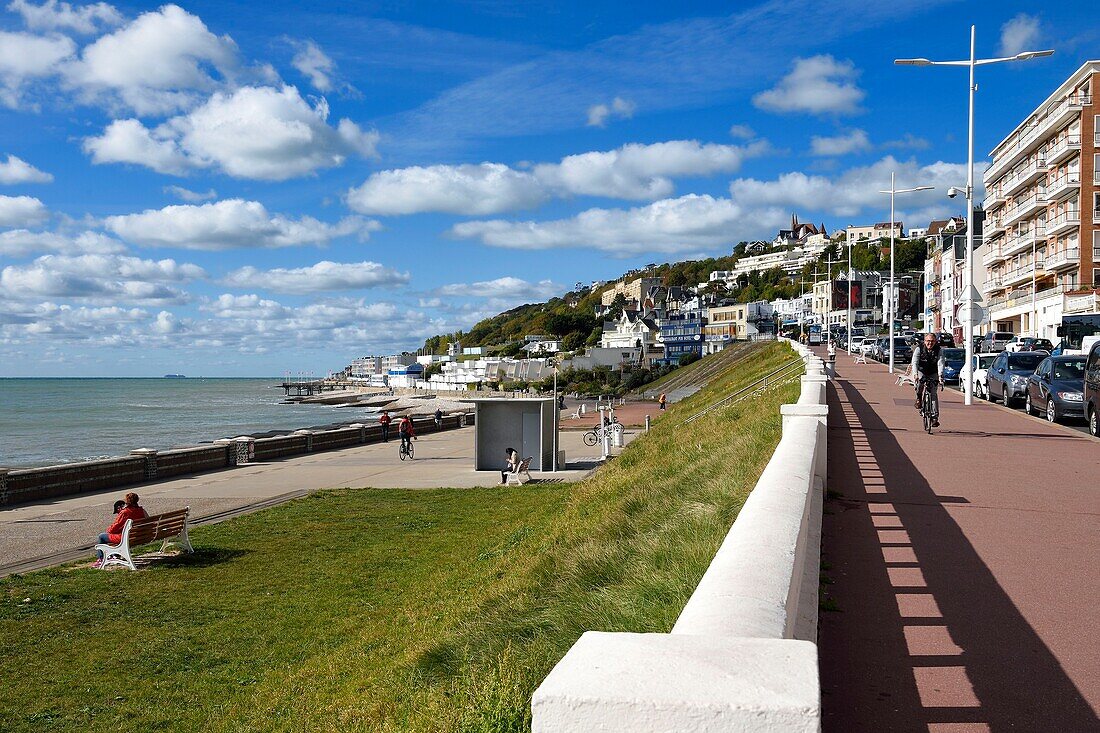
left=911, top=332, right=945, bottom=427
left=398, top=415, right=416, bottom=454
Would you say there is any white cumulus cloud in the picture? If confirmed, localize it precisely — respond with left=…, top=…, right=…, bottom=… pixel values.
left=62, top=4, right=240, bottom=115
left=0, top=154, right=53, bottom=183
left=347, top=163, right=546, bottom=216
left=290, top=39, right=335, bottom=92
left=0, top=30, right=75, bottom=108
left=347, top=139, right=768, bottom=216
left=587, top=96, right=635, bottom=127
left=1, top=253, right=203, bottom=304
left=729, top=155, right=984, bottom=219
left=223, top=261, right=409, bottom=294
left=0, top=194, right=48, bottom=226
left=753, top=55, right=864, bottom=116
left=0, top=229, right=125, bottom=257
left=8, top=0, right=123, bottom=34
left=810, top=129, right=872, bottom=156
left=103, top=198, right=378, bottom=251
left=999, top=14, right=1042, bottom=57
left=450, top=194, right=772, bottom=256
left=164, top=185, right=216, bottom=202
left=83, top=118, right=191, bottom=174
left=436, top=276, right=560, bottom=301
left=84, top=85, right=378, bottom=180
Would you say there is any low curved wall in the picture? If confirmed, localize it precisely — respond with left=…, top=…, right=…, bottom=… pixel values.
left=0, top=413, right=472, bottom=507
left=533, top=340, right=828, bottom=732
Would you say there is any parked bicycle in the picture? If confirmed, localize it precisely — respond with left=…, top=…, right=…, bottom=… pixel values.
left=583, top=420, right=623, bottom=446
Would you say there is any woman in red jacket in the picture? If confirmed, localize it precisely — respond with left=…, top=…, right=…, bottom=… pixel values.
left=94, top=492, right=148, bottom=567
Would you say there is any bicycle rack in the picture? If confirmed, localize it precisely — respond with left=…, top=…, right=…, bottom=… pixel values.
left=682, top=358, right=805, bottom=424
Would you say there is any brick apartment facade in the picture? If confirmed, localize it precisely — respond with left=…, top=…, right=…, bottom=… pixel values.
left=980, top=60, right=1100, bottom=339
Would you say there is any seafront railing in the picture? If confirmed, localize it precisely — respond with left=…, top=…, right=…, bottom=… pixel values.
left=532, top=338, right=827, bottom=732
left=0, top=413, right=474, bottom=507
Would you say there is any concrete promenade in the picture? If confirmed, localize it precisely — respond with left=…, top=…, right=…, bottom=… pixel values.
left=0, top=426, right=628, bottom=576
left=820, top=348, right=1099, bottom=731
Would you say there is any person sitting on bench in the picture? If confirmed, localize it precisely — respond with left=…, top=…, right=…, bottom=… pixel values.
left=95, top=492, right=147, bottom=568
left=501, top=447, right=519, bottom=485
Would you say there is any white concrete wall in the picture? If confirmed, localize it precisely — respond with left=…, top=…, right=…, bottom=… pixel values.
left=532, top=338, right=828, bottom=732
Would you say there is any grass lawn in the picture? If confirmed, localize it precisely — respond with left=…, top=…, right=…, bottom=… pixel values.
left=0, top=342, right=801, bottom=733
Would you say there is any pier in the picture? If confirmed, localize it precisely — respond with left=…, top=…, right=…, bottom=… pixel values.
left=280, top=380, right=357, bottom=397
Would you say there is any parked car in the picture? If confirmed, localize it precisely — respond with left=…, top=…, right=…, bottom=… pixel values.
left=986, top=351, right=1047, bottom=406
left=964, top=353, right=999, bottom=399
left=1086, top=341, right=1100, bottom=437
left=980, top=331, right=1016, bottom=352
left=858, top=338, right=878, bottom=357
left=941, top=348, right=966, bottom=383
left=937, top=332, right=956, bottom=347
left=1005, top=336, right=1054, bottom=353
left=1025, top=356, right=1087, bottom=423
left=891, top=340, right=913, bottom=364
left=872, top=337, right=890, bottom=361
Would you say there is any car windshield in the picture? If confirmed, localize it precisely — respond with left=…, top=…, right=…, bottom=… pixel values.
left=943, top=349, right=964, bottom=360
left=1007, top=354, right=1044, bottom=371
left=978, top=355, right=996, bottom=368
left=1053, top=360, right=1086, bottom=380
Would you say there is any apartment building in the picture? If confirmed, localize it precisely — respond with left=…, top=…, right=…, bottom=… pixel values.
left=846, top=222, right=904, bottom=241
left=600, top=276, right=664, bottom=306
left=982, top=60, right=1100, bottom=339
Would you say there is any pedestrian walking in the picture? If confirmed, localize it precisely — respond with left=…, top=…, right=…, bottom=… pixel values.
left=658, top=393, right=667, bottom=410
left=434, top=408, right=443, bottom=430
left=379, top=410, right=392, bottom=442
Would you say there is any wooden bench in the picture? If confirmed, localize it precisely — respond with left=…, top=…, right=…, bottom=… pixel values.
left=95, top=507, right=193, bottom=571
left=505, top=457, right=534, bottom=486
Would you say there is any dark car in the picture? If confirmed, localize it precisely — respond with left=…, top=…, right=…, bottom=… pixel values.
left=987, top=351, right=1046, bottom=406
left=1086, top=341, right=1100, bottom=437
left=1025, top=356, right=1087, bottom=423
left=941, top=348, right=966, bottom=383
left=891, top=339, right=913, bottom=364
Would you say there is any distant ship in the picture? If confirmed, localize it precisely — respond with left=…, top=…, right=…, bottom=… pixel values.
left=163, top=374, right=187, bottom=379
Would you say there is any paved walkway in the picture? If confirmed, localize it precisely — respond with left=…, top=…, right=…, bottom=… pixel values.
left=0, top=426, right=629, bottom=576
left=819, top=349, right=1100, bottom=731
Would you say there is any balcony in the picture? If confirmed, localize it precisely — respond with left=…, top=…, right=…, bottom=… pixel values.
left=1003, top=158, right=1048, bottom=196
left=1047, top=210, right=1081, bottom=236
left=1003, top=193, right=1047, bottom=227
left=1003, top=262, right=1043, bottom=288
left=1045, top=172, right=1081, bottom=202
left=986, top=93, right=1091, bottom=180
left=983, top=187, right=1006, bottom=211
left=982, top=244, right=1005, bottom=266
left=1044, top=247, right=1080, bottom=271
left=1003, top=224, right=1047, bottom=257
left=1046, top=135, right=1081, bottom=165
left=982, top=275, right=1004, bottom=293
left=984, top=216, right=1006, bottom=238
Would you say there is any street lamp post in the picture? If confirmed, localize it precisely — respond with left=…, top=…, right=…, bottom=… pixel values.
left=880, top=172, right=934, bottom=374
left=847, top=226, right=853, bottom=354
left=896, top=26, right=1052, bottom=404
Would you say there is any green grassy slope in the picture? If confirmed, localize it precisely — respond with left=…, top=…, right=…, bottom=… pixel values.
left=0, top=342, right=800, bottom=733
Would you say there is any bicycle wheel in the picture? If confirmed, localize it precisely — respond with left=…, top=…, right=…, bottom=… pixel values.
left=924, top=393, right=934, bottom=434
left=583, top=431, right=598, bottom=446
left=399, top=444, right=408, bottom=460
left=408, top=443, right=414, bottom=459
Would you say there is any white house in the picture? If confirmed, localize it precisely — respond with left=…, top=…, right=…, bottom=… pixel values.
left=600, top=310, right=661, bottom=349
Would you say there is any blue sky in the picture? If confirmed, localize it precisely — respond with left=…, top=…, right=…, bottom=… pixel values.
left=0, top=0, right=1096, bottom=376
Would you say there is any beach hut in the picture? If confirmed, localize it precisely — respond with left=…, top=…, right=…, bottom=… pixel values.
left=462, top=397, right=558, bottom=472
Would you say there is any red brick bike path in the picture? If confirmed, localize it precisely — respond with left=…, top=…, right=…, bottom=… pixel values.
left=818, top=349, right=1099, bottom=732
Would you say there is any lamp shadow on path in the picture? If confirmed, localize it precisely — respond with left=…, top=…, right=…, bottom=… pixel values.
left=819, top=377, right=1099, bottom=732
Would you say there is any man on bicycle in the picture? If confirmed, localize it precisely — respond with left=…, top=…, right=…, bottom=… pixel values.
left=398, top=415, right=416, bottom=454
left=911, top=332, right=945, bottom=427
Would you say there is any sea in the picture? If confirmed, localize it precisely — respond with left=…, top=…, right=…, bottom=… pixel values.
left=0, top=378, right=377, bottom=468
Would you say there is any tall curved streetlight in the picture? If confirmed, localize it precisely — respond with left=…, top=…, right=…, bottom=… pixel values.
left=880, top=172, right=934, bottom=374
left=895, top=26, right=1053, bottom=404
